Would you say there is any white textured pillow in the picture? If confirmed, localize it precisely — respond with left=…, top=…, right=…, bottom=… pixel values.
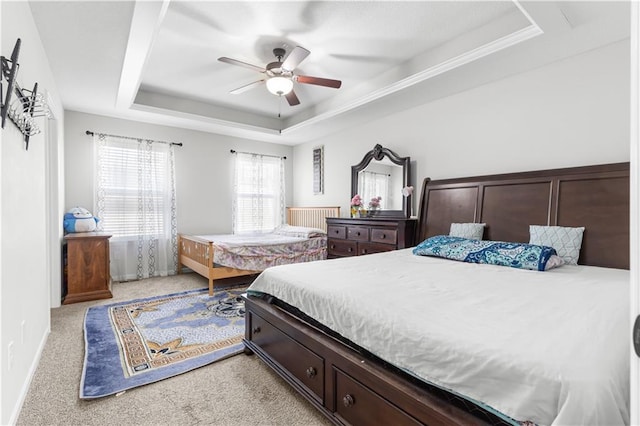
left=449, top=223, right=485, bottom=240
left=529, top=225, right=585, bottom=265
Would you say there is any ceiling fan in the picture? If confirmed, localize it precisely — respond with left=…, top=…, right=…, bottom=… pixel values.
left=218, top=46, right=342, bottom=106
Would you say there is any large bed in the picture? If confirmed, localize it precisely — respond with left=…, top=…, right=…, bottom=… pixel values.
left=178, top=206, right=340, bottom=295
left=242, top=163, right=630, bottom=426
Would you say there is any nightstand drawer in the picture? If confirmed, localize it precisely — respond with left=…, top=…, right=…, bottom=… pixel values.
left=327, top=225, right=346, bottom=240
left=370, top=229, right=397, bottom=245
left=328, top=239, right=357, bottom=257
left=347, top=226, right=369, bottom=241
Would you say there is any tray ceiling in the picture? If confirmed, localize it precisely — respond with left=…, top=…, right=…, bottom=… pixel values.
left=29, top=1, right=630, bottom=144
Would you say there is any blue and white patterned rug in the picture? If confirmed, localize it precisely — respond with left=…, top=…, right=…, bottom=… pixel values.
left=81, top=287, right=246, bottom=399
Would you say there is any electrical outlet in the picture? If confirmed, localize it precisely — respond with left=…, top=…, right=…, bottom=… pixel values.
left=7, top=341, right=14, bottom=371
left=21, top=320, right=26, bottom=344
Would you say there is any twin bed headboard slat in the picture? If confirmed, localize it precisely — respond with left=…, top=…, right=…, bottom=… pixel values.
left=287, top=207, right=341, bottom=232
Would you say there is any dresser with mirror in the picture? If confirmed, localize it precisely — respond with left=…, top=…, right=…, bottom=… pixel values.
left=327, top=144, right=417, bottom=258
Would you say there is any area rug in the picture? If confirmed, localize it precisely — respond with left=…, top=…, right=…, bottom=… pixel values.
left=81, top=287, right=246, bottom=399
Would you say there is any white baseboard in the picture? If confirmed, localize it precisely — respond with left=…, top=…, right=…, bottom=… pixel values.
left=7, top=327, right=50, bottom=425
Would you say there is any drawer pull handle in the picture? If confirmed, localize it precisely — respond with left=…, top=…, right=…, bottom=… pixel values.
left=253, top=326, right=261, bottom=334
left=343, top=394, right=355, bottom=407
left=362, top=249, right=367, bottom=254
left=381, top=234, right=386, bottom=239
left=306, top=367, right=317, bottom=378
left=330, top=245, right=335, bottom=249
left=348, top=247, right=353, bottom=252
left=356, top=232, right=361, bottom=236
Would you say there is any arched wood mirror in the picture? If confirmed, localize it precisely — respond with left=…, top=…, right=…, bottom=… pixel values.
left=351, top=144, right=411, bottom=218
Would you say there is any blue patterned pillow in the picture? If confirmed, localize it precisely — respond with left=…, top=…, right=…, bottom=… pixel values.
left=412, top=235, right=557, bottom=271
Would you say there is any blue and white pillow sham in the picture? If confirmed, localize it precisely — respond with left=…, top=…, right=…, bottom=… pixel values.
left=413, top=235, right=559, bottom=271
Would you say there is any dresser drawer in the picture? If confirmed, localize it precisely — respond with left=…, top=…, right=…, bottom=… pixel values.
left=328, top=238, right=357, bottom=257
left=327, top=225, right=346, bottom=240
left=358, top=242, right=395, bottom=256
left=334, top=368, right=420, bottom=426
left=249, top=312, right=324, bottom=402
left=370, top=229, right=397, bottom=245
left=347, top=226, right=369, bottom=241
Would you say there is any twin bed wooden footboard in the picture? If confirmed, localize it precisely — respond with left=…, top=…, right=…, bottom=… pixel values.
left=178, top=206, right=340, bottom=295
left=177, top=234, right=258, bottom=295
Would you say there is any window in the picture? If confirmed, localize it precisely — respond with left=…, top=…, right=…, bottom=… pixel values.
left=97, top=145, right=168, bottom=238
left=233, top=152, right=285, bottom=234
left=94, top=134, right=177, bottom=280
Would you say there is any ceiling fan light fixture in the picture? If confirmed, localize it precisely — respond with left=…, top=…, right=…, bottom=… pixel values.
left=266, top=76, right=293, bottom=96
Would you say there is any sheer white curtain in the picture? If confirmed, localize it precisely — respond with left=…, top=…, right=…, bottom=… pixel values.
left=359, top=171, right=390, bottom=209
left=94, top=134, right=178, bottom=281
left=233, top=152, right=285, bottom=234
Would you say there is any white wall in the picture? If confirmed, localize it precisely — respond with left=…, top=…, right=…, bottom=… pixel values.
left=64, top=111, right=294, bottom=236
left=292, top=39, right=630, bottom=217
left=1, top=2, right=65, bottom=424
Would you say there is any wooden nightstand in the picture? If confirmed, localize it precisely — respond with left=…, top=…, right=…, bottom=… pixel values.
left=63, top=232, right=113, bottom=304
left=326, top=217, right=417, bottom=258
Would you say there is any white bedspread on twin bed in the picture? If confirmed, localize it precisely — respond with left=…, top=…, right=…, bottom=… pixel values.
left=247, top=248, right=630, bottom=426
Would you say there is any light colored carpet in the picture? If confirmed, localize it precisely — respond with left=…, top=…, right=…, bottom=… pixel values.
left=17, top=273, right=331, bottom=426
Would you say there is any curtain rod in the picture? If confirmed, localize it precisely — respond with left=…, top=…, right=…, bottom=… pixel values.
left=85, top=130, right=183, bottom=147
left=230, top=149, right=286, bottom=160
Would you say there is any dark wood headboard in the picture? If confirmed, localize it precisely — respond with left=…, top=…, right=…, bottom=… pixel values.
left=417, top=162, right=630, bottom=269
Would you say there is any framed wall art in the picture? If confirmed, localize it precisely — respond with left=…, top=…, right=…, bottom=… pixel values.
left=312, top=145, right=324, bottom=194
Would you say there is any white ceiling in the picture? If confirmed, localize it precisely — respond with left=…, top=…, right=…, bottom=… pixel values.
left=28, top=1, right=630, bottom=145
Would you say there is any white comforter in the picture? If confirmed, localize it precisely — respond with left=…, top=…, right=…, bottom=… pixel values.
left=247, top=249, right=630, bottom=426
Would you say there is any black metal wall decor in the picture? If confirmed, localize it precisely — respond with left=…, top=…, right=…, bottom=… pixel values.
left=1, top=38, right=21, bottom=129
left=1, top=38, right=51, bottom=150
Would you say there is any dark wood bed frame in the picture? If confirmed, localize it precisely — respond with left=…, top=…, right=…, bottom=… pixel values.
left=243, top=162, right=630, bottom=426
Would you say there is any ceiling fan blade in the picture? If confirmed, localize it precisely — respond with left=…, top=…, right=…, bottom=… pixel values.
left=285, top=90, right=300, bottom=106
left=282, top=46, right=310, bottom=72
left=295, top=75, right=342, bottom=89
left=218, top=57, right=265, bottom=73
left=230, top=80, right=265, bottom=94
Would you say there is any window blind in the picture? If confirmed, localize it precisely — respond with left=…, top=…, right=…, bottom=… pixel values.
left=97, top=142, right=168, bottom=238
left=233, top=152, right=285, bottom=234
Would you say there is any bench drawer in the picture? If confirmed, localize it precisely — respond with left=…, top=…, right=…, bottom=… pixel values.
left=334, top=368, right=421, bottom=426
left=250, top=312, right=324, bottom=402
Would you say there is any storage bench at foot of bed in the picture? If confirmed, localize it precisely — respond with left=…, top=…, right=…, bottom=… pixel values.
left=243, top=295, right=490, bottom=426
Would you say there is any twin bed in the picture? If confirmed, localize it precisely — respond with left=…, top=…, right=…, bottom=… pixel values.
left=178, top=206, right=340, bottom=295
left=242, top=163, right=630, bottom=426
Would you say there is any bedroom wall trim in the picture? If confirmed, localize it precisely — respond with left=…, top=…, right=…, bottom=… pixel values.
left=282, top=7, right=543, bottom=137
left=6, top=326, right=49, bottom=425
